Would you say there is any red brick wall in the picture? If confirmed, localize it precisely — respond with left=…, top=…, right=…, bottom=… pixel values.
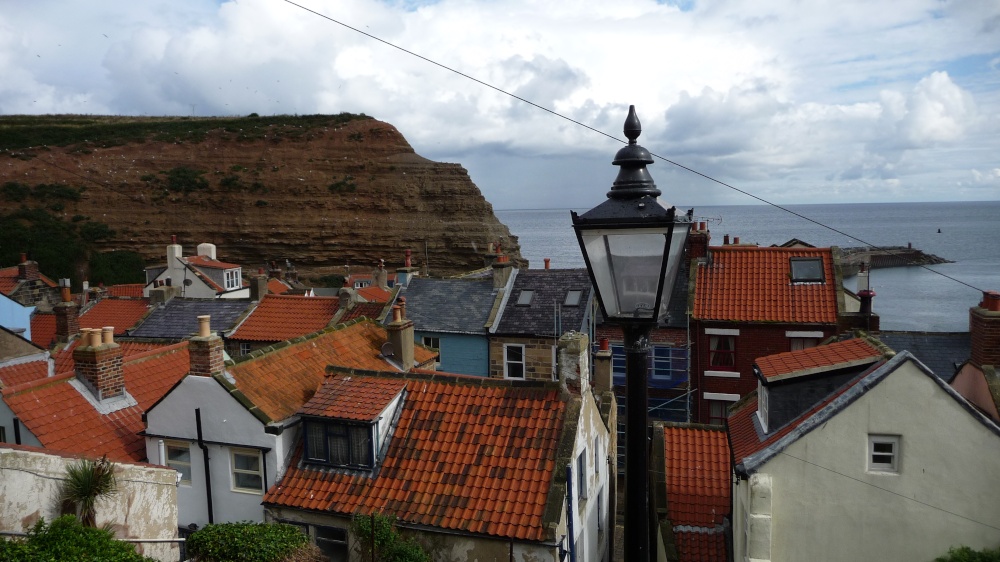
left=970, top=307, right=1000, bottom=368
left=690, top=320, right=836, bottom=424
left=54, top=302, right=79, bottom=343
left=73, top=344, right=124, bottom=399
left=190, top=337, right=225, bottom=377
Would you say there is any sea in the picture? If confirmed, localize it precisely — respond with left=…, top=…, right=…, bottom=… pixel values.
left=496, top=201, right=1000, bottom=333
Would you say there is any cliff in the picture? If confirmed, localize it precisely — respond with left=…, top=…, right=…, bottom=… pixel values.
left=0, top=114, right=524, bottom=279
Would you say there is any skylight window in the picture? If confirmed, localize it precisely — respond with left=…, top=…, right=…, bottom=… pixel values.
left=516, top=290, right=534, bottom=306
left=790, top=257, right=824, bottom=283
left=564, top=290, right=583, bottom=307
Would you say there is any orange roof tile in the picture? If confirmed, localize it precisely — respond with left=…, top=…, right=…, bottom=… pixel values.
left=106, top=284, right=145, bottom=298
left=52, top=339, right=179, bottom=375
left=674, top=532, right=727, bottom=562
left=0, top=359, right=50, bottom=388
left=755, top=338, right=884, bottom=381
left=693, top=247, right=838, bottom=323
left=341, top=302, right=387, bottom=323
left=663, top=425, right=730, bottom=529
left=300, top=376, right=406, bottom=421
left=2, top=343, right=190, bottom=462
left=267, top=278, right=291, bottom=295
left=230, top=294, right=339, bottom=342
left=80, top=299, right=151, bottom=335
left=227, top=320, right=437, bottom=422
left=264, top=374, right=565, bottom=542
left=357, top=285, right=392, bottom=303
left=30, top=313, right=57, bottom=348
left=0, top=265, right=58, bottom=295
left=184, top=255, right=241, bottom=269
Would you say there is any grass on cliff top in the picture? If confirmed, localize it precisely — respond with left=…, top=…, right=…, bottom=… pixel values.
left=0, top=112, right=371, bottom=151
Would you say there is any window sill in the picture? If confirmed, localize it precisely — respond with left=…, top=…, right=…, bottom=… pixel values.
left=230, top=487, right=264, bottom=496
left=705, top=370, right=741, bottom=378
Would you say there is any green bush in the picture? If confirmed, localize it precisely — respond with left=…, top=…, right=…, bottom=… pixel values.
left=328, top=175, right=356, bottom=193
left=163, top=166, right=209, bottom=193
left=351, top=512, right=429, bottom=562
left=936, top=546, right=1000, bottom=562
left=186, top=521, right=309, bottom=562
left=79, top=221, right=115, bottom=242
left=0, top=208, right=85, bottom=283
left=0, top=516, right=156, bottom=562
left=1, top=181, right=30, bottom=202
left=32, top=183, right=82, bottom=201
left=89, top=250, right=145, bottom=285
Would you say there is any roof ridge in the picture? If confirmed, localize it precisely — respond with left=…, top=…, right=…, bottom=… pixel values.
left=325, top=364, right=561, bottom=391
left=227, top=317, right=372, bottom=366
left=1, top=370, right=76, bottom=397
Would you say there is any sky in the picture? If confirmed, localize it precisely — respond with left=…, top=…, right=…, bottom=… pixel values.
left=1, top=0, right=998, bottom=210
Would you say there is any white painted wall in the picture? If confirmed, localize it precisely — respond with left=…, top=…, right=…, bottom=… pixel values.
left=0, top=293, right=34, bottom=341
left=144, top=375, right=290, bottom=529
left=0, top=399, right=43, bottom=448
left=0, top=445, right=179, bottom=562
left=733, top=357, right=1000, bottom=561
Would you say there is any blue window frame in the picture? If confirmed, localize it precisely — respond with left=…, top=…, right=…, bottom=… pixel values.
left=604, top=344, right=688, bottom=389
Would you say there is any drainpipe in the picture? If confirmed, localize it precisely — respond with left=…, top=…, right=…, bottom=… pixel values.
left=196, top=408, right=214, bottom=524
left=565, top=465, right=577, bottom=562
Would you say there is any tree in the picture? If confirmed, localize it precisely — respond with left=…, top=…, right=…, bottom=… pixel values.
left=61, top=455, right=117, bottom=528
left=351, top=512, right=430, bottom=562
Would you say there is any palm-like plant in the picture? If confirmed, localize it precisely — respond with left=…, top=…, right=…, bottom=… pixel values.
left=61, top=455, right=117, bottom=527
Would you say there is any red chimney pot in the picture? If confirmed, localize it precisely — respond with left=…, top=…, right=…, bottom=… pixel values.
left=544, top=258, right=551, bottom=270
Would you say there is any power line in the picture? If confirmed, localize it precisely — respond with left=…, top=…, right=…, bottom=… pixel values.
left=280, top=0, right=985, bottom=294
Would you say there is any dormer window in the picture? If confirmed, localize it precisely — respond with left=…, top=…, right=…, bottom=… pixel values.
left=224, top=268, right=242, bottom=290
left=304, top=420, right=374, bottom=469
left=516, top=290, right=534, bottom=306
left=790, top=257, right=824, bottom=284
left=757, top=382, right=769, bottom=433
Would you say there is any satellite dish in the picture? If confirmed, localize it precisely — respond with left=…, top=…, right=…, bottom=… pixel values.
left=183, top=278, right=193, bottom=286
left=380, top=342, right=394, bottom=358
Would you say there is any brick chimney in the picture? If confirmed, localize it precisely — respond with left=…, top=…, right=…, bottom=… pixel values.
left=17, top=252, right=39, bottom=282
left=54, top=279, right=79, bottom=343
left=250, top=268, right=268, bottom=301
left=688, top=222, right=710, bottom=259
left=970, top=291, right=1000, bottom=369
left=74, top=327, right=124, bottom=400
left=387, top=302, right=415, bottom=371
left=557, top=331, right=590, bottom=395
left=189, top=315, right=225, bottom=377
left=492, top=254, right=514, bottom=289
left=593, top=337, right=613, bottom=393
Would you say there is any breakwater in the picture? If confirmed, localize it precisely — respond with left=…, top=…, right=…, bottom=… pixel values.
left=840, top=245, right=952, bottom=276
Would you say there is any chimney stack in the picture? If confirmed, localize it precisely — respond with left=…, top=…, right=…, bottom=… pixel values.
left=374, top=260, right=388, bottom=290
left=557, top=331, right=590, bottom=394
left=593, top=338, right=613, bottom=393
left=73, top=327, right=124, bottom=400
left=17, top=253, right=39, bottom=282
left=189, top=315, right=225, bottom=377
left=723, top=234, right=730, bottom=245
left=492, top=254, right=514, bottom=289
left=54, top=278, right=79, bottom=343
left=687, top=222, right=710, bottom=259
left=250, top=268, right=268, bottom=301
left=387, top=302, right=415, bottom=371
left=544, top=258, right=551, bottom=270
left=970, top=291, right=1000, bottom=369
left=396, top=249, right=418, bottom=287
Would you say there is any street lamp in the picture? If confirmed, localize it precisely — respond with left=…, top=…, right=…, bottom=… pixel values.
left=571, top=105, right=690, bottom=562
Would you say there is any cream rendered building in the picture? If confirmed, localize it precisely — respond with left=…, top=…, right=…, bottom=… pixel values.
left=730, top=348, right=1000, bottom=562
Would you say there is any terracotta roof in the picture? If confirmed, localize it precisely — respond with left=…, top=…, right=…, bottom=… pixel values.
left=80, top=299, right=151, bottom=335
left=663, top=425, right=730, bottom=528
left=0, top=265, right=58, bottom=295
left=30, top=313, right=57, bottom=348
left=227, top=320, right=437, bottom=422
left=300, top=376, right=406, bottom=421
left=106, top=284, right=145, bottom=298
left=267, top=278, right=291, bottom=295
left=341, top=302, right=387, bottom=323
left=357, top=285, right=392, bottom=303
left=2, top=343, right=190, bottom=462
left=183, top=255, right=241, bottom=269
left=755, top=338, right=884, bottom=381
left=693, top=247, right=838, bottom=323
left=674, top=533, right=727, bottom=562
left=0, top=359, right=50, bottom=388
left=230, top=294, right=339, bottom=342
left=52, top=339, right=179, bottom=375
left=265, top=373, right=565, bottom=541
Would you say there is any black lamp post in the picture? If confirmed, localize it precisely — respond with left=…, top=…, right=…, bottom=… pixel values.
left=571, top=105, right=690, bottom=562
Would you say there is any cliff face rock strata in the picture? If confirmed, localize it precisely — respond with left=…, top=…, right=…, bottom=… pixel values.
left=0, top=115, right=524, bottom=278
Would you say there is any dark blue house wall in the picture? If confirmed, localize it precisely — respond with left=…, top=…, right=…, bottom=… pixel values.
left=414, top=330, right=489, bottom=377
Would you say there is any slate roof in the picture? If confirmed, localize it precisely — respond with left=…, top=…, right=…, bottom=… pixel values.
left=106, top=284, right=145, bottom=298
left=393, top=278, right=499, bottom=334
left=693, top=247, right=838, bottom=323
left=755, top=338, right=884, bottom=382
left=495, top=269, right=592, bottom=336
left=2, top=343, right=190, bottom=462
left=225, top=320, right=437, bottom=423
left=229, top=295, right=339, bottom=342
left=264, top=371, right=566, bottom=542
left=30, top=313, right=56, bottom=348
left=128, top=298, right=252, bottom=339
left=876, top=331, right=971, bottom=382
left=80, top=299, right=151, bottom=335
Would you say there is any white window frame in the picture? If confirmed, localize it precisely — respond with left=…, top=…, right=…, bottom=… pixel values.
left=577, top=449, right=588, bottom=500
left=165, top=440, right=192, bottom=485
left=224, top=268, right=242, bottom=290
left=868, top=434, right=900, bottom=473
left=239, top=342, right=251, bottom=356
left=230, top=447, right=264, bottom=494
left=504, top=343, right=526, bottom=379
left=757, top=383, right=769, bottom=433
